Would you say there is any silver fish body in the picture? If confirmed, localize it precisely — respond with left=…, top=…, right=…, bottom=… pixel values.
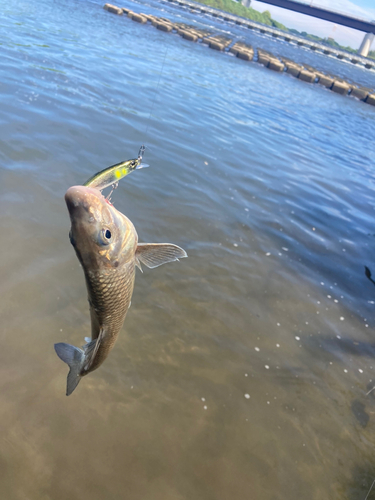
left=55, top=186, right=187, bottom=395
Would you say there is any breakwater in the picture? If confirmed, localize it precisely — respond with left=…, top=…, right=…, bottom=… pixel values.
left=106, top=0, right=375, bottom=69
left=104, top=3, right=375, bottom=107
left=165, top=0, right=375, bottom=69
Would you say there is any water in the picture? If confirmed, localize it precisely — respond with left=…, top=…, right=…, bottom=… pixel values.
left=1, top=0, right=375, bottom=498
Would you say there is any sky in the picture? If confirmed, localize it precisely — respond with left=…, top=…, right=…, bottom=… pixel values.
left=250, top=0, right=375, bottom=48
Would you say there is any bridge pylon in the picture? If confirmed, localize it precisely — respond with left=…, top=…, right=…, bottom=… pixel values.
left=357, top=32, right=374, bottom=57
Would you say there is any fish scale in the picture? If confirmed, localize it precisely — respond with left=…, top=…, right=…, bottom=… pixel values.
left=83, top=262, right=136, bottom=373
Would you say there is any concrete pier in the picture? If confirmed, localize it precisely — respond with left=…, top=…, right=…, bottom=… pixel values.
left=358, top=33, right=375, bottom=57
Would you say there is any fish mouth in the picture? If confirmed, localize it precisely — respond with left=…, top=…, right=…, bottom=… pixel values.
left=65, top=185, right=108, bottom=224
left=65, top=185, right=104, bottom=212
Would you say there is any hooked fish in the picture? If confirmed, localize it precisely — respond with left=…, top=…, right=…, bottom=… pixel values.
left=55, top=185, right=187, bottom=395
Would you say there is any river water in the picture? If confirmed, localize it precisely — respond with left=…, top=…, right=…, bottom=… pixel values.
left=1, top=0, right=375, bottom=498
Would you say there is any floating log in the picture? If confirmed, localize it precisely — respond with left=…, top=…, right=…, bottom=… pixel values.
left=316, top=73, right=334, bottom=88
left=131, top=13, right=147, bottom=23
left=103, top=3, right=123, bottom=14
left=268, top=59, right=284, bottom=72
left=331, top=81, right=351, bottom=95
left=284, top=62, right=302, bottom=77
left=350, top=87, right=372, bottom=101
left=156, top=22, right=173, bottom=32
left=209, top=41, right=225, bottom=51
left=237, top=50, right=253, bottom=61
left=298, top=70, right=316, bottom=83
left=181, top=30, right=198, bottom=42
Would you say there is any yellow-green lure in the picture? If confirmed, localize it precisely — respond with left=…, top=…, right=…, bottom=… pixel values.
left=84, top=145, right=148, bottom=200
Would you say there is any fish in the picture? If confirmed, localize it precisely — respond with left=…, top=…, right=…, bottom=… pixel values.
left=54, top=185, right=187, bottom=395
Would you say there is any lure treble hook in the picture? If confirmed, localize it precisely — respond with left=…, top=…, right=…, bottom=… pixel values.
left=138, top=144, right=146, bottom=161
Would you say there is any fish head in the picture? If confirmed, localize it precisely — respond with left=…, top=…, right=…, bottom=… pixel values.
left=65, top=186, right=137, bottom=270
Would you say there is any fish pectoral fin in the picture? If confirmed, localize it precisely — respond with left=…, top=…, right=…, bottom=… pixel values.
left=82, top=329, right=105, bottom=371
left=135, top=243, right=187, bottom=269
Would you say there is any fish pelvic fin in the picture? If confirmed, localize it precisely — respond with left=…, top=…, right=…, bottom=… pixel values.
left=54, top=343, right=84, bottom=396
left=135, top=243, right=187, bottom=269
left=82, top=329, right=105, bottom=372
left=135, top=257, right=143, bottom=273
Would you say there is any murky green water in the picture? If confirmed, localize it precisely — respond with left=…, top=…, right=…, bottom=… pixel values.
left=1, top=0, right=375, bottom=498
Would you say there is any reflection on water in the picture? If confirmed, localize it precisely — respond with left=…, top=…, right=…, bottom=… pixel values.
left=1, top=0, right=375, bottom=498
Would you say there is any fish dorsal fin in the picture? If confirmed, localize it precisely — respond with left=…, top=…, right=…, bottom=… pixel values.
left=82, top=329, right=104, bottom=371
left=135, top=243, right=187, bottom=269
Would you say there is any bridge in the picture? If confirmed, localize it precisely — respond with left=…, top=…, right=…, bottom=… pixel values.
left=254, top=0, right=375, bottom=55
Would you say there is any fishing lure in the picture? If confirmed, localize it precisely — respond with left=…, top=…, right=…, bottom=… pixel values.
left=84, top=145, right=148, bottom=201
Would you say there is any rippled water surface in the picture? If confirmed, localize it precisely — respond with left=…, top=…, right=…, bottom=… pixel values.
left=2, top=0, right=375, bottom=498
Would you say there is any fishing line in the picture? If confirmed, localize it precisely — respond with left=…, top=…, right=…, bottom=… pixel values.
left=139, top=18, right=239, bottom=157
left=140, top=17, right=232, bottom=150
left=135, top=40, right=170, bottom=163
left=144, top=42, right=170, bottom=139
left=364, top=479, right=375, bottom=500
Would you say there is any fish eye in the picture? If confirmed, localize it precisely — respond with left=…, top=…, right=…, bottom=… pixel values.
left=99, top=228, right=112, bottom=245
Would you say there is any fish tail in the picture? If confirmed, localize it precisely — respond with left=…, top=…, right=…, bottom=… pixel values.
left=54, top=343, right=84, bottom=396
